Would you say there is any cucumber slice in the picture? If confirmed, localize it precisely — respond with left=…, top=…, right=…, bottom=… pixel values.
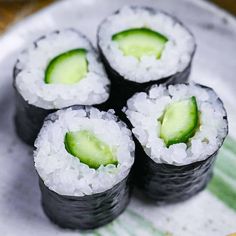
left=112, top=28, right=168, bottom=59
left=64, top=130, right=118, bottom=169
left=44, top=48, right=88, bottom=84
left=160, top=96, right=199, bottom=147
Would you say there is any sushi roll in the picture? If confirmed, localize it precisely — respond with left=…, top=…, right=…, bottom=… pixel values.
left=124, top=83, right=228, bottom=203
left=34, top=106, right=134, bottom=229
left=14, top=29, right=110, bottom=145
left=97, top=6, right=196, bottom=109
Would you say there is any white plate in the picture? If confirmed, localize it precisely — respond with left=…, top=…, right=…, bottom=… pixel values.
left=0, top=0, right=236, bottom=235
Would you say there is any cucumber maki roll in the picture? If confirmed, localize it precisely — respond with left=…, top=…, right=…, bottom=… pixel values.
left=34, top=106, right=134, bottom=229
left=124, top=83, right=228, bottom=203
left=97, top=6, right=196, bottom=109
left=14, top=29, right=110, bottom=145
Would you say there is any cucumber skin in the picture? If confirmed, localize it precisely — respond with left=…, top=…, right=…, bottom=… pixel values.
left=44, top=48, right=87, bottom=84
left=160, top=96, right=199, bottom=147
left=112, top=27, right=168, bottom=42
left=112, top=27, right=168, bottom=59
left=64, top=131, right=118, bottom=169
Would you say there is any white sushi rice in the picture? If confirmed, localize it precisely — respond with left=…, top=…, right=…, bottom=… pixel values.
left=15, top=29, right=110, bottom=109
left=124, top=83, right=228, bottom=166
left=98, top=6, right=196, bottom=83
left=34, top=107, right=135, bottom=196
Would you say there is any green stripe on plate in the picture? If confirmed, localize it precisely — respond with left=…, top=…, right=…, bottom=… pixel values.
left=126, top=209, right=170, bottom=236
left=88, top=209, right=168, bottom=236
left=208, top=168, right=236, bottom=211
left=223, top=136, right=236, bottom=155
left=215, top=148, right=236, bottom=180
left=208, top=136, right=236, bottom=211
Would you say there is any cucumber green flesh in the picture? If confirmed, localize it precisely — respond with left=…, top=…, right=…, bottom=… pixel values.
left=64, top=130, right=118, bottom=169
left=160, top=96, right=199, bottom=147
left=112, top=28, right=168, bottom=59
left=44, top=48, right=88, bottom=84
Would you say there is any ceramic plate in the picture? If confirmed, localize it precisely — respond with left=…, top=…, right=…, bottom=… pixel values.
left=0, top=0, right=235, bottom=235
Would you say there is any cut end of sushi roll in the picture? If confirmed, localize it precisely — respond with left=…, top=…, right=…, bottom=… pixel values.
left=45, top=48, right=88, bottom=84
left=34, top=106, right=134, bottom=196
left=125, top=83, right=228, bottom=166
left=112, top=28, right=168, bottom=59
left=64, top=130, right=118, bottom=169
left=98, top=5, right=196, bottom=83
left=14, top=29, right=110, bottom=109
left=160, top=96, right=199, bottom=147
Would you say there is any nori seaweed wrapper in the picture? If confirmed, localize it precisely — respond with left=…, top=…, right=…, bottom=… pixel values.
left=127, top=84, right=228, bottom=203
left=134, top=136, right=216, bottom=203
left=13, top=29, right=110, bottom=146
left=97, top=6, right=196, bottom=110
left=39, top=174, right=132, bottom=230
left=14, top=89, right=55, bottom=146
